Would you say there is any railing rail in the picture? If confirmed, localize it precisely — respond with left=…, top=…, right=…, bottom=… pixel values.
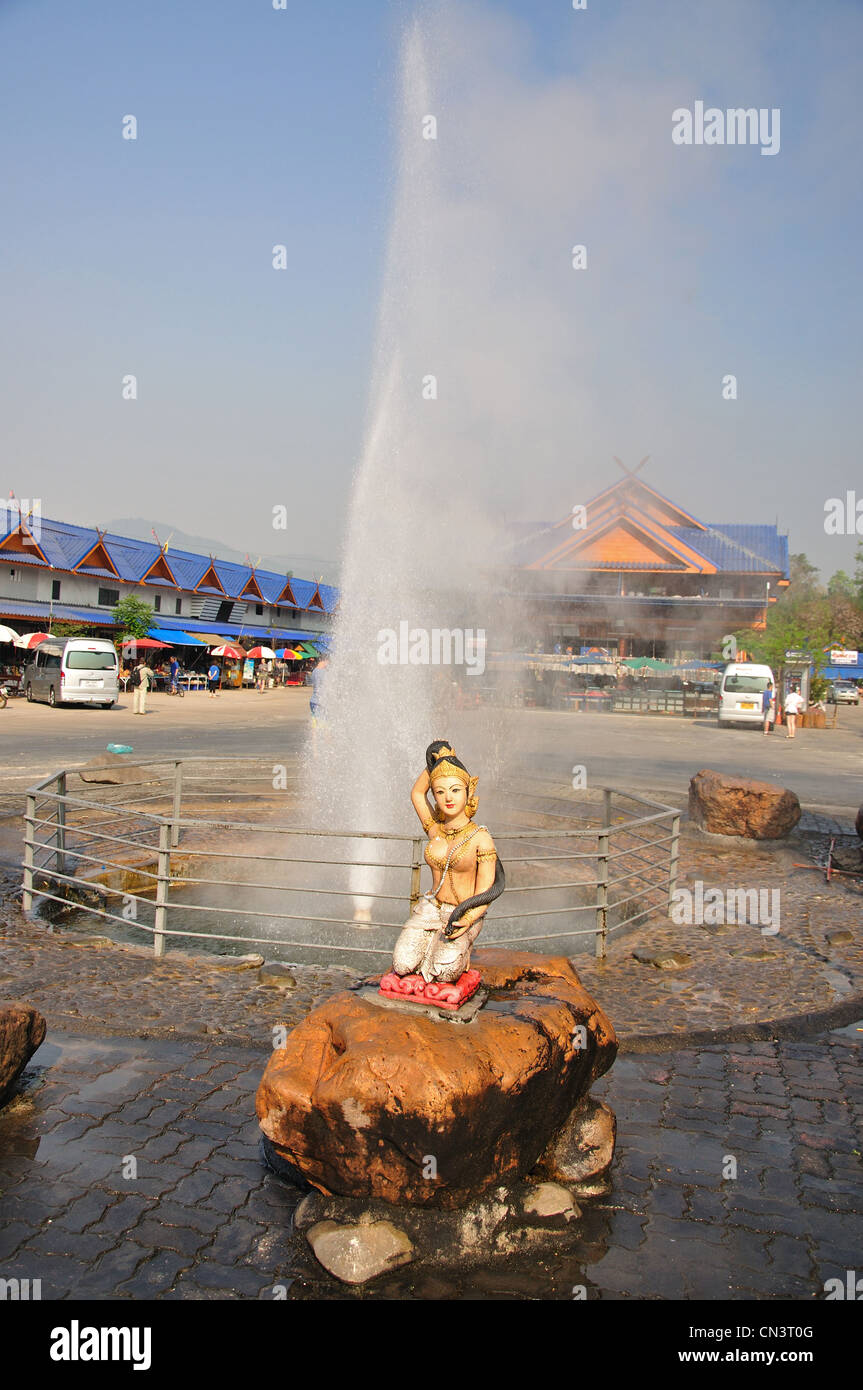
left=20, top=758, right=680, bottom=962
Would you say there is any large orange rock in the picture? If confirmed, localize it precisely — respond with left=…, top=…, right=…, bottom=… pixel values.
left=689, top=769, right=801, bottom=839
left=256, top=949, right=617, bottom=1209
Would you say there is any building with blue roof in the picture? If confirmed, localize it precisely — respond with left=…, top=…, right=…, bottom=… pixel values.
left=0, top=506, right=338, bottom=649
left=505, top=475, right=790, bottom=660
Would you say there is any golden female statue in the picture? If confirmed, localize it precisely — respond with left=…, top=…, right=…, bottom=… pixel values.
left=391, top=740, right=505, bottom=985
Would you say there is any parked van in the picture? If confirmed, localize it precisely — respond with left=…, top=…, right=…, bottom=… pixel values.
left=718, top=661, right=775, bottom=727
left=24, top=638, right=119, bottom=708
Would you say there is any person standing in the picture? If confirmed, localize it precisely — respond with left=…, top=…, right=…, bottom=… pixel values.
left=169, top=654, right=180, bottom=694
left=761, top=680, right=775, bottom=735
left=207, top=659, right=221, bottom=697
left=783, top=685, right=804, bottom=739
left=132, top=658, right=153, bottom=715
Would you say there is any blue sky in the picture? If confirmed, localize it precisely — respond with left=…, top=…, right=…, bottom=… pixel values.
left=2, top=0, right=861, bottom=582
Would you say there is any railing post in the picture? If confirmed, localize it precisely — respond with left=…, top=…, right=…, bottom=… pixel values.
left=409, top=837, right=423, bottom=909
left=23, top=793, right=35, bottom=912
left=56, top=771, right=67, bottom=877
left=154, top=821, right=171, bottom=958
left=595, top=829, right=609, bottom=960
left=602, top=787, right=612, bottom=830
left=171, top=760, right=183, bottom=849
left=668, top=812, right=681, bottom=912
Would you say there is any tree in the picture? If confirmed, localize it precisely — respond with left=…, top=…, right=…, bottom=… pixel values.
left=854, top=542, right=863, bottom=605
left=788, top=553, right=821, bottom=598
left=827, top=570, right=855, bottom=599
left=112, top=595, right=154, bottom=642
left=50, top=619, right=102, bottom=639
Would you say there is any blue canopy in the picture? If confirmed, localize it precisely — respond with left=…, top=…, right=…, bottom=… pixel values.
left=147, top=628, right=206, bottom=647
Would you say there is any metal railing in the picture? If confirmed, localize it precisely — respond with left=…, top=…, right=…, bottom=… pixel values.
left=21, top=758, right=680, bottom=962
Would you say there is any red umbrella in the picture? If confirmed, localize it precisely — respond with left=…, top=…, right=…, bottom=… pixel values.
left=119, top=638, right=172, bottom=651
left=14, top=631, right=51, bottom=649
left=245, top=645, right=276, bottom=659
left=210, top=644, right=246, bottom=659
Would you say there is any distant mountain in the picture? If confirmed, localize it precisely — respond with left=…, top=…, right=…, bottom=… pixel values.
left=102, top=518, right=340, bottom=586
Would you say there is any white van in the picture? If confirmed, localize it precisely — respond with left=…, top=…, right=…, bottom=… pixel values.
left=718, top=662, right=775, bottom=727
left=24, top=638, right=119, bottom=708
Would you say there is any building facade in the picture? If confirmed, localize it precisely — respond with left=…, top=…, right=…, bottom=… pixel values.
left=0, top=510, right=337, bottom=648
left=506, top=476, right=789, bottom=660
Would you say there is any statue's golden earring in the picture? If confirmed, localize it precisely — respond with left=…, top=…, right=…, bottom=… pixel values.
left=465, top=775, right=479, bottom=818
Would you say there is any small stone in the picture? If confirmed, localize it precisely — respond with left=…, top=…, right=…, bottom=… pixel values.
left=569, top=1174, right=612, bottom=1199
left=293, top=1193, right=323, bottom=1231
left=826, top=929, right=853, bottom=946
left=306, top=1219, right=414, bottom=1285
left=204, top=1024, right=222, bottom=1035
left=218, top=954, right=265, bottom=971
left=522, top=1183, right=581, bottom=1221
left=727, top=945, right=778, bottom=962
left=699, top=921, right=738, bottom=936
left=632, top=948, right=691, bottom=970
left=258, top=964, right=297, bottom=989
left=535, top=1095, right=616, bottom=1187
left=67, top=935, right=114, bottom=949
left=78, top=753, right=149, bottom=786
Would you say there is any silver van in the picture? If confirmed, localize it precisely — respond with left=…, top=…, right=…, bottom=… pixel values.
left=24, top=638, right=119, bottom=708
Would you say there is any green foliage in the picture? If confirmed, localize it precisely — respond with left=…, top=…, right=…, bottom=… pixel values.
left=112, top=594, right=154, bottom=641
left=788, top=553, right=821, bottom=598
left=50, top=619, right=100, bottom=639
left=736, top=557, right=863, bottom=679
left=827, top=570, right=855, bottom=599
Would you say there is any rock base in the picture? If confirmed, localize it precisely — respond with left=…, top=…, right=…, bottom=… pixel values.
left=256, top=949, right=618, bottom=1208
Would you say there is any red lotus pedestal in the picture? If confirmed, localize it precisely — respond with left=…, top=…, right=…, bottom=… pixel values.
left=378, top=968, right=481, bottom=1012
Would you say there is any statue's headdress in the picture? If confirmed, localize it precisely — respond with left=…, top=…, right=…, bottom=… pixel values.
left=426, top=740, right=479, bottom=819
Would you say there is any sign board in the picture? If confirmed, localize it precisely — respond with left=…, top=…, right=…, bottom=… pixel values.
left=243, top=658, right=254, bottom=682
left=829, top=649, right=858, bottom=665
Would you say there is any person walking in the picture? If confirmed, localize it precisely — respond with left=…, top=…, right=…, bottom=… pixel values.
left=761, top=680, right=775, bottom=734
left=207, top=659, right=221, bottom=697
left=131, top=658, right=153, bottom=715
left=169, top=654, right=180, bottom=695
left=783, top=685, right=804, bottom=739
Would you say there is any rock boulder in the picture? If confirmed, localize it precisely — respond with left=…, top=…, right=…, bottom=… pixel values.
left=0, top=1003, right=46, bottom=1106
left=689, top=769, right=801, bottom=839
left=256, top=949, right=617, bottom=1209
left=534, top=1095, right=616, bottom=1193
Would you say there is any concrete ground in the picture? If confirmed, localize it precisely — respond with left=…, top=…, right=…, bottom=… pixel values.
left=1, top=688, right=861, bottom=812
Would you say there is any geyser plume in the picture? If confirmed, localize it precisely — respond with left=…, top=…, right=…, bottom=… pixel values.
left=307, top=7, right=518, bottom=906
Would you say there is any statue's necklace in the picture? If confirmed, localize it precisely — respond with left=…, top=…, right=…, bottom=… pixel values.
left=441, top=819, right=474, bottom=841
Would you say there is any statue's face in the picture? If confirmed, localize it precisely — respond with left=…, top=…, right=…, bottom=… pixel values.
left=431, top=777, right=467, bottom=819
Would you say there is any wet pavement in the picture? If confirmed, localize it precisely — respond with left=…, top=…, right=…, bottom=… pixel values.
left=1, top=1024, right=860, bottom=1299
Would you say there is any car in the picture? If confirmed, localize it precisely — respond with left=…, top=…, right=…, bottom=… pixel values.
left=828, top=680, right=860, bottom=705
left=718, top=662, right=775, bottom=726
left=23, top=637, right=119, bottom=708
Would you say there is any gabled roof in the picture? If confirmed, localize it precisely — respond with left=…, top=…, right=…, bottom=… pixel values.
left=0, top=513, right=340, bottom=611
left=511, top=477, right=789, bottom=578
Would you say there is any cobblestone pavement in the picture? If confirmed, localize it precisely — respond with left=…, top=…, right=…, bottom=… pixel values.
left=1, top=1024, right=860, bottom=1300
left=2, top=816, right=861, bottom=1048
